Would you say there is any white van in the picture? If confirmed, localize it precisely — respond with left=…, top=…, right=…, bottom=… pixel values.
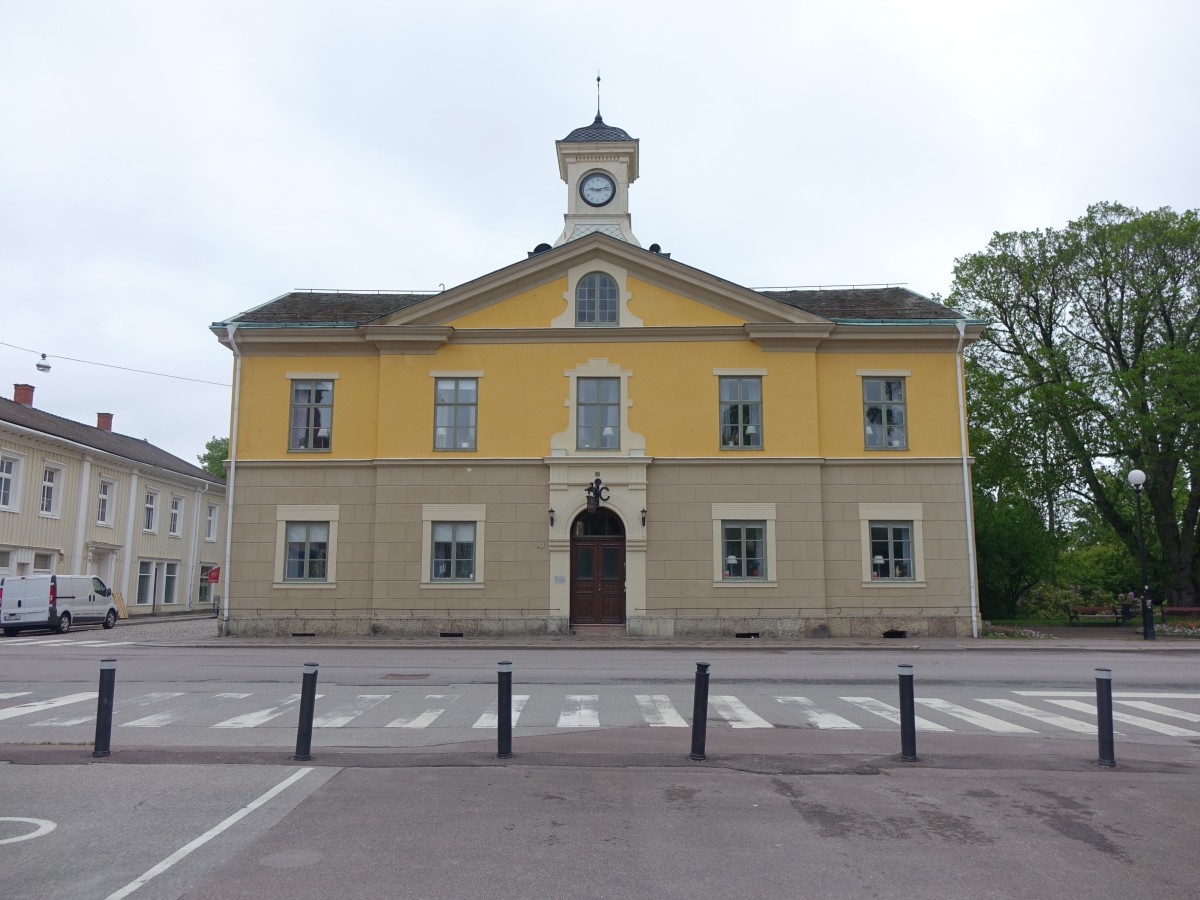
left=0, top=575, right=119, bottom=636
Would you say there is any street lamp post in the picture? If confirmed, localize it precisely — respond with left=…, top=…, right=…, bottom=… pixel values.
left=1127, top=469, right=1155, bottom=641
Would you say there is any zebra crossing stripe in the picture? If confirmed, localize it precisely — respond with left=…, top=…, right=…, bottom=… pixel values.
left=387, top=695, right=456, bottom=729
left=977, top=699, right=1097, bottom=734
left=1045, top=699, right=1200, bottom=737
left=1115, top=700, right=1200, bottom=723
left=841, top=697, right=951, bottom=732
left=213, top=694, right=319, bottom=729
left=313, top=694, right=390, bottom=728
left=0, top=692, right=32, bottom=700
left=915, top=698, right=1035, bottom=733
left=635, top=694, right=689, bottom=727
left=710, top=695, right=774, bottom=729
left=775, top=696, right=861, bottom=729
left=37, top=691, right=186, bottom=727
left=558, top=695, right=600, bottom=727
left=0, top=692, right=96, bottom=722
left=472, top=695, right=530, bottom=728
left=1015, top=691, right=1200, bottom=699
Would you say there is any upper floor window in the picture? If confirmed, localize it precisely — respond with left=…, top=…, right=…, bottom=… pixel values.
left=206, top=504, right=218, bottom=541
left=290, top=380, right=333, bottom=451
left=169, top=495, right=183, bottom=537
left=40, top=465, right=63, bottom=517
left=0, top=454, right=19, bottom=511
left=285, top=521, right=329, bottom=582
left=719, top=377, right=763, bottom=449
left=144, top=490, right=160, bottom=532
left=434, top=378, right=478, bottom=450
left=97, top=478, right=116, bottom=526
left=863, top=377, right=907, bottom=449
left=577, top=377, right=620, bottom=449
left=576, top=272, right=619, bottom=326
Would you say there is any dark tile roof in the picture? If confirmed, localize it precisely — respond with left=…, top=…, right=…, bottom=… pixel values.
left=224, top=291, right=435, bottom=326
left=759, top=287, right=964, bottom=321
left=562, top=114, right=634, bottom=143
left=0, top=398, right=223, bottom=485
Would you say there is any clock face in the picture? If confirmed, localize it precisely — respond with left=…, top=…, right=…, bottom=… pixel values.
left=579, top=172, right=616, bottom=207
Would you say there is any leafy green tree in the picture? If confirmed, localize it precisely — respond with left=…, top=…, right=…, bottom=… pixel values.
left=973, top=490, right=1058, bottom=619
left=197, top=436, right=229, bottom=477
left=951, top=203, right=1200, bottom=605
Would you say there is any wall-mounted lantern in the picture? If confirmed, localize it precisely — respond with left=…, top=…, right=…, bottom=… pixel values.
left=640, top=507, right=647, bottom=526
left=548, top=508, right=555, bottom=527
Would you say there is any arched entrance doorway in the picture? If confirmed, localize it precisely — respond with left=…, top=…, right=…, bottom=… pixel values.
left=569, top=508, right=626, bottom=624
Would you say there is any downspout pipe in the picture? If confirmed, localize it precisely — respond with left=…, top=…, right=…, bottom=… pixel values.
left=222, top=324, right=243, bottom=630
left=956, top=319, right=980, bottom=638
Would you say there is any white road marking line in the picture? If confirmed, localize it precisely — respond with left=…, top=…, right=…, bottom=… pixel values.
left=214, top=693, right=253, bottom=699
left=1115, top=700, right=1200, bottom=723
left=1045, top=698, right=1200, bottom=737
left=915, top=698, right=1036, bottom=733
left=775, top=696, right=861, bottom=729
left=213, top=694, right=321, bottom=729
left=0, top=639, right=43, bottom=645
left=841, top=697, right=951, bottom=731
left=104, top=768, right=315, bottom=900
left=0, top=692, right=96, bottom=722
left=36, top=691, right=185, bottom=727
left=72, top=640, right=135, bottom=647
left=313, top=694, right=390, bottom=728
left=472, top=695, right=530, bottom=728
left=635, top=694, right=689, bottom=727
left=0, top=692, right=32, bottom=700
left=978, top=699, right=1098, bottom=734
left=557, top=694, right=600, bottom=728
left=386, top=694, right=456, bottom=729
left=1015, top=691, right=1200, bottom=699
left=710, top=695, right=774, bottom=729
left=125, top=693, right=249, bottom=728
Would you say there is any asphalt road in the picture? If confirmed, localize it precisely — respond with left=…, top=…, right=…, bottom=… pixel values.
left=1, top=622, right=1198, bottom=899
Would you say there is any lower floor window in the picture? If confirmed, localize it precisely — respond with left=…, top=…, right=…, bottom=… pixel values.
left=870, top=521, right=914, bottom=580
left=722, top=520, right=767, bottom=580
left=199, top=564, right=215, bottom=606
left=136, top=559, right=182, bottom=604
left=285, top=521, right=329, bottom=581
left=432, top=522, right=475, bottom=581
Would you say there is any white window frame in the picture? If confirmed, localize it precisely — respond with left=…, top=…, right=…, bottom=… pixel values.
left=552, top=262, right=642, bottom=329
left=575, top=271, right=620, bottom=326
left=0, top=451, right=22, bottom=512
left=33, top=552, right=55, bottom=573
left=136, top=560, right=155, bottom=605
left=430, top=521, right=477, bottom=582
left=273, top=505, right=339, bottom=588
left=97, top=477, right=117, bottom=527
left=421, top=504, right=486, bottom=589
left=163, top=561, right=180, bottom=603
left=717, top=372, right=765, bottom=450
left=40, top=463, right=64, bottom=518
left=860, top=370, right=910, bottom=451
left=168, top=494, right=184, bottom=537
left=432, top=374, right=480, bottom=451
left=549, top=358, right=646, bottom=457
left=858, top=502, right=926, bottom=588
left=711, top=503, right=777, bottom=588
left=288, top=375, right=336, bottom=452
left=0, top=548, right=11, bottom=573
left=205, top=504, right=218, bottom=542
left=143, top=489, right=160, bottom=533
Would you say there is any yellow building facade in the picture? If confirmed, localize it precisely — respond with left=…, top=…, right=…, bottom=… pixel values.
left=213, top=114, right=983, bottom=638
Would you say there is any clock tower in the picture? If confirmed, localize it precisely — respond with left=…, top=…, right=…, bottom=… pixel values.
left=553, top=112, right=640, bottom=247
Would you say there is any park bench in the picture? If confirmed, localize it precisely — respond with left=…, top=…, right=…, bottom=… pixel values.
left=1067, top=605, right=1124, bottom=625
left=1160, top=606, right=1200, bottom=623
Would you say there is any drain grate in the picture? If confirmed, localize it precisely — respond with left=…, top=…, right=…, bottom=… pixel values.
left=382, top=673, right=429, bottom=681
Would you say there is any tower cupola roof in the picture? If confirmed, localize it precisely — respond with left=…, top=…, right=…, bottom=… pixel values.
left=561, top=114, right=634, bottom=143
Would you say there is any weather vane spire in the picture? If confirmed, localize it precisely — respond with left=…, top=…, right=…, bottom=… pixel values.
left=596, top=71, right=602, bottom=120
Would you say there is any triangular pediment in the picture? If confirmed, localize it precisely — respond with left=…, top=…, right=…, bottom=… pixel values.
left=371, top=233, right=830, bottom=330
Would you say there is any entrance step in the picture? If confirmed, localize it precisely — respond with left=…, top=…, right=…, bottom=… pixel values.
left=570, top=624, right=627, bottom=639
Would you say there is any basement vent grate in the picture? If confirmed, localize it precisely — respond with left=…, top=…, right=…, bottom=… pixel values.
left=883, top=629, right=908, bottom=639
left=440, top=631, right=465, bottom=638
left=290, top=632, right=316, bottom=637
left=383, top=674, right=429, bottom=681
left=735, top=632, right=761, bottom=639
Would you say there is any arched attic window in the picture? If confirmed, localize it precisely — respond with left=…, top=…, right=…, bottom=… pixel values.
left=576, top=271, right=619, bottom=326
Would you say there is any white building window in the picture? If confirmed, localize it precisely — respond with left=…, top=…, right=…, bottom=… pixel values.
left=169, top=495, right=183, bottom=537
left=163, top=562, right=179, bottom=603
left=862, top=375, right=908, bottom=450
left=0, top=549, right=11, bottom=573
left=575, top=272, right=619, bottom=326
left=289, top=379, right=334, bottom=451
left=136, top=561, right=154, bottom=604
left=137, top=559, right=182, bottom=604
left=40, top=464, right=63, bottom=517
left=97, top=478, right=117, bottom=526
left=273, top=505, right=339, bottom=587
left=577, top=377, right=620, bottom=449
left=0, top=453, right=21, bottom=511
left=206, top=504, right=218, bottom=541
left=33, top=552, right=54, bottom=573
left=431, top=522, right=476, bottom=581
left=433, top=377, right=478, bottom=451
left=144, top=490, right=160, bottom=533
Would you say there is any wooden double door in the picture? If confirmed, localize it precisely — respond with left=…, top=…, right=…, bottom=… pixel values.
left=569, top=509, right=626, bottom=625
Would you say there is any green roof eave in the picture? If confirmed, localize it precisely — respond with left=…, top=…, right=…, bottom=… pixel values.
left=830, top=318, right=986, bottom=326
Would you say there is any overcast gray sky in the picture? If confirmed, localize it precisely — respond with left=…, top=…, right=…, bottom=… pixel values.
left=3, top=0, right=1198, bottom=464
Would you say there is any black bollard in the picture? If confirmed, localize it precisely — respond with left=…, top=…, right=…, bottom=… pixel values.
left=497, top=661, right=514, bottom=759
left=689, top=662, right=711, bottom=761
left=92, top=658, right=117, bottom=758
left=898, top=663, right=918, bottom=762
left=292, top=662, right=319, bottom=762
left=1095, top=667, right=1116, bottom=767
